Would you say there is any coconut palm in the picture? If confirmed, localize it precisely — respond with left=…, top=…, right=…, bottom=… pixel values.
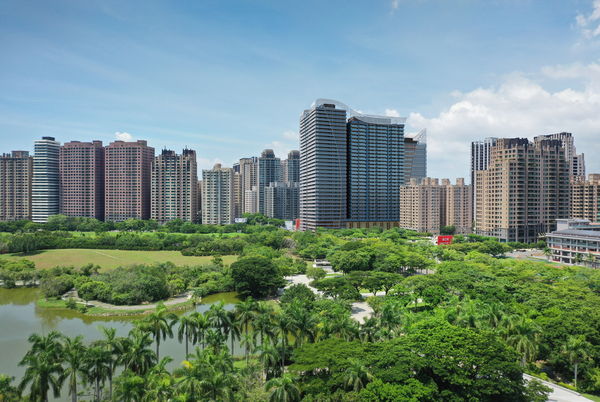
left=257, top=341, right=282, bottom=380
left=506, top=317, right=541, bottom=367
left=227, top=309, right=242, bottom=356
left=178, top=315, right=196, bottom=357
left=18, top=331, right=64, bottom=402
left=276, top=313, right=293, bottom=370
left=266, top=374, right=301, bottom=402
left=208, top=302, right=232, bottom=339
left=139, top=303, right=177, bottom=359
left=60, top=335, right=86, bottom=402
left=144, top=357, right=175, bottom=401
left=286, top=304, right=317, bottom=347
left=84, top=344, right=111, bottom=402
left=119, top=329, right=157, bottom=376
left=98, top=326, right=124, bottom=400
left=240, top=333, right=255, bottom=364
left=235, top=297, right=257, bottom=341
left=342, top=358, right=373, bottom=392
left=562, top=335, right=593, bottom=388
left=113, top=371, right=145, bottom=402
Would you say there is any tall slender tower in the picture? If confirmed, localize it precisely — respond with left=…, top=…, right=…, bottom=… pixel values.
left=257, top=149, right=281, bottom=215
left=299, top=100, right=347, bottom=230
left=104, top=140, right=154, bottom=222
left=202, top=164, right=234, bottom=224
left=403, top=130, right=427, bottom=182
left=60, top=141, right=105, bottom=220
left=32, top=137, right=60, bottom=223
left=151, top=149, right=198, bottom=223
left=0, top=151, right=32, bottom=221
left=283, top=150, right=300, bottom=184
left=239, top=157, right=258, bottom=214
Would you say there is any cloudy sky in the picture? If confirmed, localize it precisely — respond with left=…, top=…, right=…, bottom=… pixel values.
left=1, top=0, right=600, bottom=180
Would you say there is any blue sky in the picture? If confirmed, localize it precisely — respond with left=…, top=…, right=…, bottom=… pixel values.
left=1, top=0, right=600, bottom=179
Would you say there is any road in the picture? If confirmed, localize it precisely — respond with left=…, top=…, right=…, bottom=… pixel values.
left=523, top=374, right=592, bottom=402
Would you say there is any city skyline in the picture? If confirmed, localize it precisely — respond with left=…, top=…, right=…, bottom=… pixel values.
left=2, top=1, right=600, bottom=179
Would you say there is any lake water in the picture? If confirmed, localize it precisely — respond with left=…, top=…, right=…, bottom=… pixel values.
left=0, top=288, right=240, bottom=388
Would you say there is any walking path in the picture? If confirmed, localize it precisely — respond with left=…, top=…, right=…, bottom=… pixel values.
left=62, top=290, right=192, bottom=311
left=523, top=374, right=592, bottom=402
left=285, top=271, right=375, bottom=323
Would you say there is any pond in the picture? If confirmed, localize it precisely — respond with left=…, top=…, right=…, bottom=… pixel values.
left=0, top=288, right=240, bottom=387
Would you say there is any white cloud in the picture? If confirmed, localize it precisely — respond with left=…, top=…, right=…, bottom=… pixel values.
left=385, top=108, right=400, bottom=117
left=391, top=0, right=399, bottom=9
left=197, top=157, right=223, bottom=172
left=576, top=0, right=600, bottom=38
left=114, top=131, right=134, bottom=141
left=408, top=63, right=600, bottom=181
left=282, top=130, right=299, bottom=141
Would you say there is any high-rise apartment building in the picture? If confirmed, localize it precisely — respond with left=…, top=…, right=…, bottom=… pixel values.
left=399, top=178, right=471, bottom=234
left=346, top=114, right=405, bottom=228
left=151, top=149, right=198, bottom=223
left=475, top=138, right=570, bottom=243
left=239, top=157, right=258, bottom=214
left=570, top=174, right=600, bottom=223
left=59, top=141, right=105, bottom=220
left=104, top=140, right=154, bottom=222
left=399, top=178, right=443, bottom=234
left=444, top=178, right=473, bottom=234
left=403, top=130, right=427, bottom=182
left=299, top=100, right=348, bottom=230
left=0, top=151, right=32, bottom=221
left=264, top=182, right=299, bottom=220
left=283, top=150, right=300, bottom=183
left=257, top=149, right=281, bottom=215
left=534, top=132, right=585, bottom=179
left=202, top=164, right=234, bottom=225
left=471, top=137, right=498, bottom=219
left=32, top=137, right=60, bottom=223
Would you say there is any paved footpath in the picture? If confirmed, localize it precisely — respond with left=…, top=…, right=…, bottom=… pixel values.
left=523, top=374, right=592, bottom=402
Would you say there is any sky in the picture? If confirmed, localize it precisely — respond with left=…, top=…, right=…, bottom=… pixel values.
left=1, top=0, right=600, bottom=181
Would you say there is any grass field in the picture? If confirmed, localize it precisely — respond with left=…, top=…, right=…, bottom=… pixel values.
left=4, top=249, right=237, bottom=270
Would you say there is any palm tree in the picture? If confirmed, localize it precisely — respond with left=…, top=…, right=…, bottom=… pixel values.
left=227, top=309, right=242, bottom=356
left=18, top=351, right=64, bottom=402
left=144, top=357, right=174, bottom=401
left=286, top=304, right=317, bottom=347
left=208, top=302, right=232, bottom=338
left=562, top=335, right=593, bottom=388
left=235, top=297, right=257, bottom=340
left=258, top=341, right=282, bottom=380
left=84, top=344, right=111, bottom=402
left=276, top=313, right=293, bottom=370
left=139, top=303, right=177, bottom=359
left=240, top=333, right=255, bottom=364
left=506, top=317, right=541, bottom=367
left=342, top=358, right=373, bottom=392
left=61, top=335, right=86, bottom=402
left=191, top=311, right=211, bottom=349
left=178, top=315, right=196, bottom=357
left=113, top=370, right=146, bottom=402
left=18, top=331, right=64, bottom=402
left=119, top=329, right=157, bottom=376
left=265, top=374, right=301, bottom=402
left=98, top=326, right=124, bottom=400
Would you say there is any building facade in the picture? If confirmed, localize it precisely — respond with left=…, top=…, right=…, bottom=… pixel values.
left=299, top=100, right=348, bottom=230
left=59, top=141, right=105, bottom=220
left=104, top=140, right=154, bottom=222
left=151, top=149, right=198, bottom=223
left=32, top=137, right=61, bottom=223
left=283, top=150, right=300, bottom=183
left=256, top=149, right=281, bottom=215
left=239, top=157, right=258, bottom=214
left=546, top=219, right=600, bottom=267
left=534, top=132, right=585, bottom=180
left=202, top=164, right=234, bottom=225
left=0, top=151, right=32, bottom=221
left=403, top=129, right=427, bottom=182
left=475, top=138, right=570, bottom=243
left=264, top=182, right=299, bottom=220
left=471, top=137, right=498, bottom=219
left=399, top=177, right=471, bottom=234
left=571, top=174, right=600, bottom=223
left=346, top=115, right=405, bottom=226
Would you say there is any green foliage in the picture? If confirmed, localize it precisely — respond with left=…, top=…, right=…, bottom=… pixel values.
left=231, top=256, right=286, bottom=298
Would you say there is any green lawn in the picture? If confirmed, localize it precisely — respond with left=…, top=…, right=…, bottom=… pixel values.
left=4, top=249, right=237, bottom=270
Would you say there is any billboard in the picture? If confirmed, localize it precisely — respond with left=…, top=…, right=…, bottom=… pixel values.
left=437, top=235, right=453, bottom=245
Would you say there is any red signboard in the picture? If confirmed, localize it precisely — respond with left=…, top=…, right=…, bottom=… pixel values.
left=437, top=235, right=453, bottom=245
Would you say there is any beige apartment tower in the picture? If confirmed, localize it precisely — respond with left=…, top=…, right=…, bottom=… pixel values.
left=151, top=149, right=198, bottom=223
left=399, top=177, right=471, bottom=234
left=60, top=141, right=105, bottom=220
left=570, top=174, right=600, bottom=223
left=475, top=138, right=570, bottom=243
left=202, top=164, right=234, bottom=225
left=104, top=140, right=154, bottom=222
left=0, top=151, right=32, bottom=221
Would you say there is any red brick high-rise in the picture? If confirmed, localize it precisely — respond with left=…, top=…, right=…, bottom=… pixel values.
left=105, top=140, right=154, bottom=222
left=60, top=141, right=105, bottom=220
